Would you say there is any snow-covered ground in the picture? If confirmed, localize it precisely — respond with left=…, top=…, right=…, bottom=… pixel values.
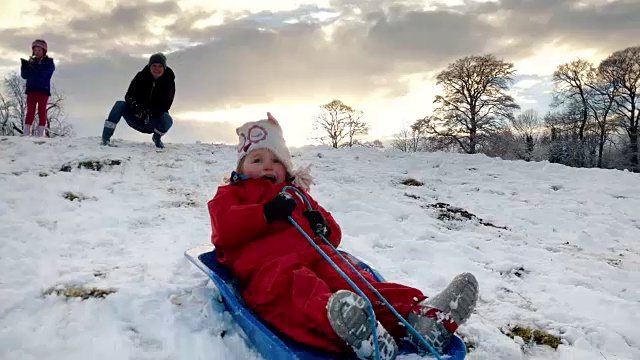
left=1, top=136, right=639, bottom=360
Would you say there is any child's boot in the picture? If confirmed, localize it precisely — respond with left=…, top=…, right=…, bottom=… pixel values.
left=36, top=125, right=46, bottom=137
left=23, top=124, right=31, bottom=136
left=407, top=272, right=478, bottom=354
left=327, top=290, right=398, bottom=360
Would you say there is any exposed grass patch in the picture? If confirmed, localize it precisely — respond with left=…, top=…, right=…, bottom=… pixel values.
left=43, top=286, right=116, bottom=300
left=424, top=202, right=508, bottom=230
left=404, top=193, right=422, bottom=200
left=60, top=159, right=122, bottom=172
left=464, top=339, right=475, bottom=353
left=504, top=325, right=561, bottom=349
left=499, top=266, right=529, bottom=278
left=401, top=178, right=424, bottom=186
left=62, top=191, right=88, bottom=202
left=606, top=257, right=622, bottom=267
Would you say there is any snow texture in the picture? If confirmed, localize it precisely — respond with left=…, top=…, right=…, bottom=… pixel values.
left=1, top=136, right=639, bottom=360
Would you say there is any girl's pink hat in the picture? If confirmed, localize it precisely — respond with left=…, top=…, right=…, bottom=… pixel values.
left=32, top=39, right=48, bottom=53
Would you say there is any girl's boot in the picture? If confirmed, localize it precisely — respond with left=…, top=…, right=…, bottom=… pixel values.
left=327, top=290, right=398, bottom=360
left=407, top=272, right=478, bottom=354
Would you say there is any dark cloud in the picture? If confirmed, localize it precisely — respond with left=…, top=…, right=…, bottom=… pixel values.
left=0, top=1, right=195, bottom=59
left=67, top=1, right=181, bottom=35
left=52, top=52, right=150, bottom=118
left=362, top=8, right=496, bottom=69
left=540, top=1, right=640, bottom=48
left=467, top=0, right=640, bottom=59
left=36, top=0, right=95, bottom=20
left=167, top=19, right=406, bottom=111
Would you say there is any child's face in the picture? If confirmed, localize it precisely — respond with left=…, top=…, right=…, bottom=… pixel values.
left=240, top=148, right=287, bottom=185
left=32, top=46, right=44, bottom=58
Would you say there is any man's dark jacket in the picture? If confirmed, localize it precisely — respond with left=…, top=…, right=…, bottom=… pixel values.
left=124, top=65, right=175, bottom=118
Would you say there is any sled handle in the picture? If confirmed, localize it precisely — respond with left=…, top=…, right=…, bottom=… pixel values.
left=281, top=186, right=444, bottom=360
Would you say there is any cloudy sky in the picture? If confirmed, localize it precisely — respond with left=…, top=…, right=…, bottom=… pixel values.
left=1, top=0, right=639, bottom=146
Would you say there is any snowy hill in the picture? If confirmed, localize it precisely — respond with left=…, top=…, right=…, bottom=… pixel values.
left=1, top=136, right=639, bottom=360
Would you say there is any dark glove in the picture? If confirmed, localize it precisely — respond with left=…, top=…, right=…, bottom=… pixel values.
left=130, top=100, right=142, bottom=114
left=20, top=58, right=28, bottom=66
left=134, top=108, right=148, bottom=122
left=131, top=102, right=149, bottom=122
left=303, top=210, right=331, bottom=237
left=140, top=110, right=151, bottom=124
left=263, top=192, right=297, bottom=223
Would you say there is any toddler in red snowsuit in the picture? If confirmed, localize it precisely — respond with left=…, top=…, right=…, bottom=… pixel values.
left=207, top=113, right=479, bottom=360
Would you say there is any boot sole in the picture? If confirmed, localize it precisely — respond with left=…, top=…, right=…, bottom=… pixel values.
left=327, top=290, right=398, bottom=360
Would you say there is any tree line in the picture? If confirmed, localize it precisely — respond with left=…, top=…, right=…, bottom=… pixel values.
left=315, top=45, right=640, bottom=173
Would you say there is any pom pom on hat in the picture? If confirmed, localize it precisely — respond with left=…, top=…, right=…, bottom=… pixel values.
left=235, top=112, right=313, bottom=191
left=290, top=163, right=313, bottom=191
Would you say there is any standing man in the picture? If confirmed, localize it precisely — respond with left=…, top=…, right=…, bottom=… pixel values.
left=101, top=53, right=175, bottom=148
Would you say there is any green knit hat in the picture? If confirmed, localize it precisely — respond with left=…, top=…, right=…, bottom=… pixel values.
left=149, top=53, right=167, bottom=68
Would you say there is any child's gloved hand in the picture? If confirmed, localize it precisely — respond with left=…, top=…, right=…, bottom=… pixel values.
left=263, top=192, right=297, bottom=223
left=303, top=210, right=331, bottom=237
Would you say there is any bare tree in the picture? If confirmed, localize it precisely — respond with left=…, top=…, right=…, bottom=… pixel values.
left=511, top=109, right=542, bottom=160
left=348, top=139, right=383, bottom=148
left=428, top=54, right=520, bottom=154
left=586, top=72, right=618, bottom=168
left=0, top=93, right=14, bottom=136
left=543, top=104, right=599, bottom=167
left=552, top=60, right=595, bottom=141
left=1, top=72, right=71, bottom=137
left=391, top=128, right=411, bottom=152
left=45, top=88, right=73, bottom=137
left=345, top=109, right=369, bottom=147
left=481, top=128, right=521, bottom=160
left=3, top=73, right=28, bottom=134
left=313, top=99, right=368, bottom=148
left=409, top=116, right=462, bottom=152
left=409, top=118, right=430, bottom=151
left=391, top=120, right=426, bottom=152
left=598, top=46, right=640, bottom=172
left=391, top=128, right=420, bottom=152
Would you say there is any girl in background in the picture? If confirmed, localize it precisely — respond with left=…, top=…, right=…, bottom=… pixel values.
left=20, top=39, right=55, bottom=137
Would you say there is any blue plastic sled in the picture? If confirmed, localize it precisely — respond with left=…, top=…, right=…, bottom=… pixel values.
left=185, top=245, right=467, bottom=360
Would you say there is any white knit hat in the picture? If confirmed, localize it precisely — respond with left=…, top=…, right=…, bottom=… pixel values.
left=235, top=112, right=313, bottom=191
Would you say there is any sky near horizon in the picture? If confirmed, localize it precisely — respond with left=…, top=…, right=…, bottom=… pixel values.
left=1, top=0, right=638, bottom=146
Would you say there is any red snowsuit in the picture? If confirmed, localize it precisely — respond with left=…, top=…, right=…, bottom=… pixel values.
left=207, top=177, right=427, bottom=353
